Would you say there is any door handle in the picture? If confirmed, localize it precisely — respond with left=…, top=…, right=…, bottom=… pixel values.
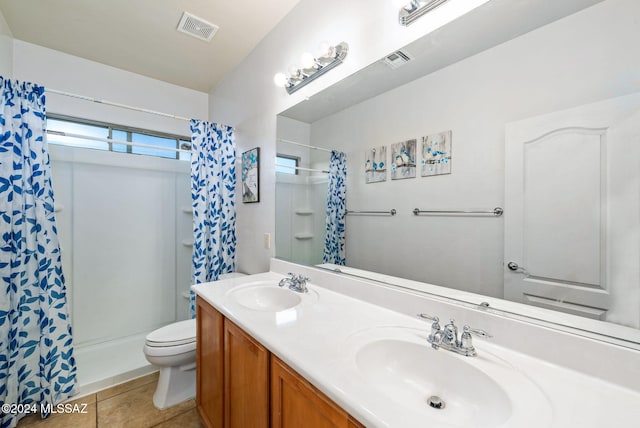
left=507, top=262, right=527, bottom=273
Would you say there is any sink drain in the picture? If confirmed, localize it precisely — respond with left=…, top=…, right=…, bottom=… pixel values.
left=427, top=396, right=445, bottom=409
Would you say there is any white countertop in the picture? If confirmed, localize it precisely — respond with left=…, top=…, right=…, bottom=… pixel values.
left=193, top=271, right=640, bottom=428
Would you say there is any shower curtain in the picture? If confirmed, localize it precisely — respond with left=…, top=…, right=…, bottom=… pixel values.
left=322, top=150, right=347, bottom=265
left=189, top=120, right=236, bottom=317
left=0, top=78, right=77, bottom=428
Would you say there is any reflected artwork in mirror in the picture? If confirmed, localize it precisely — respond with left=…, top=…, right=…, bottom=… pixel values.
left=274, top=0, right=640, bottom=348
left=365, top=146, right=387, bottom=184
left=391, top=139, right=416, bottom=180
left=421, top=130, right=452, bottom=177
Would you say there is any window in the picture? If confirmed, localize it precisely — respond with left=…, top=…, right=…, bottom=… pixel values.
left=47, top=119, right=110, bottom=151
left=275, top=154, right=299, bottom=175
left=47, top=115, right=191, bottom=161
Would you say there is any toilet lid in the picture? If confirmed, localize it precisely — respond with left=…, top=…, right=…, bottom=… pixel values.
left=145, top=318, right=196, bottom=347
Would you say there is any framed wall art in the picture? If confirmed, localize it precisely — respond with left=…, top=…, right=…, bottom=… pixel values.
left=391, top=139, right=416, bottom=180
left=241, top=147, right=260, bottom=203
left=365, top=145, right=387, bottom=183
left=421, top=131, right=452, bottom=177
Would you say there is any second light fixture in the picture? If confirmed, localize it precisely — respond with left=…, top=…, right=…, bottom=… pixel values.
left=274, top=41, right=349, bottom=94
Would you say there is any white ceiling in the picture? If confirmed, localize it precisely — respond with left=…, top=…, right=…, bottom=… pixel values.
left=0, top=0, right=301, bottom=93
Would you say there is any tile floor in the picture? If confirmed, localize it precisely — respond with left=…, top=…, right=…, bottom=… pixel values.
left=17, top=372, right=203, bottom=428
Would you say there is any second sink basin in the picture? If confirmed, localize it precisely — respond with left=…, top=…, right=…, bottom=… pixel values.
left=226, top=280, right=318, bottom=312
left=344, top=326, right=552, bottom=428
left=357, top=339, right=510, bottom=427
left=230, top=284, right=301, bottom=311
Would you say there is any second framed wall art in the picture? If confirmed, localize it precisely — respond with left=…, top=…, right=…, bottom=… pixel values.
left=365, top=130, right=452, bottom=183
left=241, top=147, right=260, bottom=203
left=421, top=130, right=452, bottom=177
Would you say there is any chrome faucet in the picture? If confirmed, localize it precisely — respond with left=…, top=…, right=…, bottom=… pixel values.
left=278, top=272, right=309, bottom=293
left=442, top=318, right=460, bottom=348
left=417, top=314, right=492, bottom=357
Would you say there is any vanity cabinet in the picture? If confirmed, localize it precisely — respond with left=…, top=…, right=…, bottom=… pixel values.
left=271, top=356, right=365, bottom=428
left=196, top=296, right=365, bottom=428
left=196, top=296, right=224, bottom=428
left=224, top=319, right=269, bottom=428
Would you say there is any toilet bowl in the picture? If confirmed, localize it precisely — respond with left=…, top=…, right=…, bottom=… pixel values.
left=143, top=318, right=197, bottom=409
left=143, top=272, right=247, bottom=409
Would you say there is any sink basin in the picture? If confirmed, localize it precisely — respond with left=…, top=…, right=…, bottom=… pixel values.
left=228, top=284, right=302, bottom=311
left=357, top=339, right=510, bottom=427
left=346, top=327, right=552, bottom=427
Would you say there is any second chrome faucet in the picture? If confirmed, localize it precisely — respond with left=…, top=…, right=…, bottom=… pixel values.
left=278, top=272, right=310, bottom=293
left=418, top=314, right=492, bottom=357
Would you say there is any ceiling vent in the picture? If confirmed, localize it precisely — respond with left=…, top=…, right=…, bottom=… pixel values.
left=382, top=50, right=413, bottom=69
left=177, top=12, right=219, bottom=42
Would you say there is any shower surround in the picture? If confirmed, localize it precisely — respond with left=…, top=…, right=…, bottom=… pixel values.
left=49, top=144, right=192, bottom=394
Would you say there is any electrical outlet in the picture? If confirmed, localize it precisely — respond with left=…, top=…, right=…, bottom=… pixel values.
left=264, top=233, right=271, bottom=250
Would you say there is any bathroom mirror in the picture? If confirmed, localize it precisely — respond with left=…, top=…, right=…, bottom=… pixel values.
left=275, top=0, right=640, bottom=348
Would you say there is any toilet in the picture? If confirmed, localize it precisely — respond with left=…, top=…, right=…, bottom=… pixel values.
left=143, top=318, right=196, bottom=409
left=143, top=272, right=246, bottom=409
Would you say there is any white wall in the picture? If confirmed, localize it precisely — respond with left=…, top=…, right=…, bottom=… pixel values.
left=310, top=0, right=640, bottom=296
left=210, top=0, right=491, bottom=274
left=0, top=8, right=12, bottom=78
left=12, top=40, right=208, bottom=138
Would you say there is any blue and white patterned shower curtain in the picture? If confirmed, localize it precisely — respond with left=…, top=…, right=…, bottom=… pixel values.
left=322, top=150, right=347, bottom=265
left=189, top=120, right=236, bottom=317
left=0, top=78, right=77, bottom=428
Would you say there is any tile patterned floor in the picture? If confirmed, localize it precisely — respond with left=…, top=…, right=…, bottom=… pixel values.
left=17, top=372, right=203, bottom=428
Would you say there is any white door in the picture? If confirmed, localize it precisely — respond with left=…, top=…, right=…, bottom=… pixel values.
left=504, top=93, right=640, bottom=323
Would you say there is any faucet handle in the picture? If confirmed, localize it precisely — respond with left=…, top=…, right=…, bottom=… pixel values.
left=459, top=325, right=492, bottom=357
left=418, top=314, right=442, bottom=344
left=417, top=313, right=439, bottom=323
left=463, top=325, right=492, bottom=338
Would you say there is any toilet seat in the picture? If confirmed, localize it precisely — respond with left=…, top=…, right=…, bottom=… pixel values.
left=145, top=318, right=196, bottom=347
left=144, top=340, right=195, bottom=357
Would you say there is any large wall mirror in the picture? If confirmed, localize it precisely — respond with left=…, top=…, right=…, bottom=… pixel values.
left=275, top=0, right=640, bottom=348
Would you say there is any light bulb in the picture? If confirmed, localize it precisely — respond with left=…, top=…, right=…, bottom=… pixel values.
left=288, top=64, right=299, bottom=77
left=300, top=52, right=316, bottom=69
left=404, top=0, right=420, bottom=12
left=317, top=41, right=331, bottom=58
left=273, top=72, right=288, bottom=87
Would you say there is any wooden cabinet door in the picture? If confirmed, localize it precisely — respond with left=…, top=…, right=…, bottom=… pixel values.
left=224, top=319, right=270, bottom=428
left=347, top=417, right=366, bottom=428
left=271, top=356, right=357, bottom=428
left=196, top=296, right=224, bottom=428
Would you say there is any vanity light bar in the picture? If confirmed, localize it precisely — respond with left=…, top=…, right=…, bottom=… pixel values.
left=274, top=42, right=349, bottom=95
left=399, top=0, right=450, bottom=26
